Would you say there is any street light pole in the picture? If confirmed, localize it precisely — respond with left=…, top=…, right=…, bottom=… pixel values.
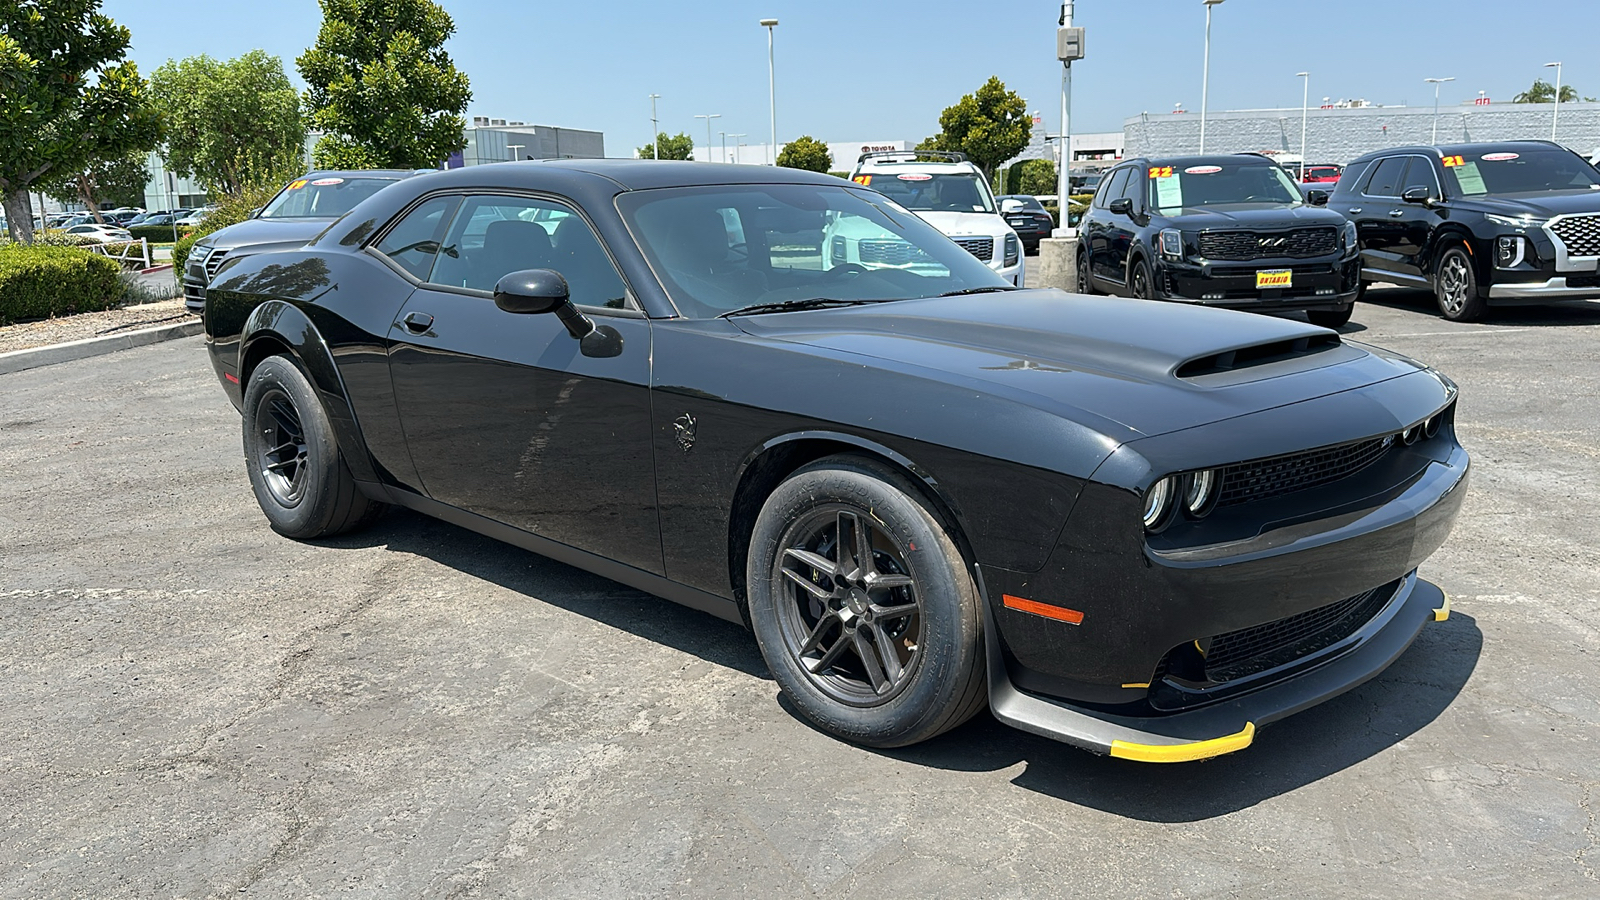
left=1544, top=61, right=1563, bottom=141
left=727, top=133, right=746, bottom=163
left=1199, top=0, right=1226, bottom=154
left=507, top=143, right=524, bottom=162
left=694, top=114, right=721, bottom=162
left=649, top=93, right=661, bottom=159
left=1054, top=1, right=1080, bottom=238
left=1296, top=71, right=1309, bottom=181
left=1424, top=77, right=1454, bottom=143
left=761, top=19, right=779, bottom=164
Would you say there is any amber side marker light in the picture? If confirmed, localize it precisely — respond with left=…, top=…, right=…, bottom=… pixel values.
left=1002, top=594, right=1084, bottom=625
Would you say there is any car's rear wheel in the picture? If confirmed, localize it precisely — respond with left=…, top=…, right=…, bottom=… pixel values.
left=1433, top=246, right=1486, bottom=321
left=1076, top=248, right=1097, bottom=294
left=1129, top=256, right=1154, bottom=300
left=242, top=355, right=384, bottom=539
left=746, top=455, right=986, bottom=748
left=1306, top=306, right=1353, bottom=328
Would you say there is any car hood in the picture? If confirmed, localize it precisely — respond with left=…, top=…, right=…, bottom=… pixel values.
left=728, top=289, right=1423, bottom=440
left=1451, top=191, right=1600, bottom=220
left=1164, top=204, right=1345, bottom=230
left=200, top=216, right=336, bottom=250
left=912, top=210, right=1011, bottom=237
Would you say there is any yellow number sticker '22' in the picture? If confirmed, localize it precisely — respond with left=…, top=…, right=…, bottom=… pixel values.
left=287, top=179, right=309, bottom=189
left=1441, top=155, right=1465, bottom=168
left=1148, top=166, right=1175, bottom=179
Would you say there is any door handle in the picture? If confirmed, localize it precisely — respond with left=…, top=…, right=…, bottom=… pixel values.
left=1388, top=209, right=1405, bottom=218
left=1347, top=207, right=1363, bottom=214
left=401, top=311, right=433, bottom=334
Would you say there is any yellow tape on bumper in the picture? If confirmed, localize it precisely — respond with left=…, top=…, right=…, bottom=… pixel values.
left=1109, top=722, right=1255, bottom=763
left=1432, top=591, right=1451, bottom=622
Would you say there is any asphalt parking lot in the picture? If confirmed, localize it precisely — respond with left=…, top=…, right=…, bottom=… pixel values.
left=1, top=277, right=1597, bottom=898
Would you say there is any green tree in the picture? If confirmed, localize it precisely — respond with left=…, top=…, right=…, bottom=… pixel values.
left=1005, top=159, right=1056, bottom=196
left=923, top=76, right=1031, bottom=181
left=150, top=51, right=306, bottom=195
left=1512, top=79, right=1593, bottom=104
left=777, top=135, right=832, bottom=172
left=296, top=0, right=472, bottom=170
left=40, top=153, right=151, bottom=218
left=0, top=0, right=162, bottom=242
left=638, top=132, right=694, bottom=160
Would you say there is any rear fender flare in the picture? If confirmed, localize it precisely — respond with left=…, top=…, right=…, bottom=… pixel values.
left=239, top=300, right=378, bottom=484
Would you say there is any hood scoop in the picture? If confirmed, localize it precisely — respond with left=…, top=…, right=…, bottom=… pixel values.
left=1176, top=333, right=1343, bottom=382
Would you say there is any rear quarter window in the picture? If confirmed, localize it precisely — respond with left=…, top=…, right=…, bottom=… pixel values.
left=1333, top=161, right=1370, bottom=194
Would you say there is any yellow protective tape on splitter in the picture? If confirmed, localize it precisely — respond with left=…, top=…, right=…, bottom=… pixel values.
left=1432, top=591, right=1452, bottom=622
left=1109, top=722, right=1255, bottom=763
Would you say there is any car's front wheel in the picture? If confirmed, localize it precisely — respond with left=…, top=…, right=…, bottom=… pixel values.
left=242, top=355, right=384, bottom=539
left=1076, top=248, right=1097, bottom=294
left=1129, top=256, right=1155, bottom=300
left=1433, top=246, right=1486, bottom=321
left=746, top=455, right=987, bottom=748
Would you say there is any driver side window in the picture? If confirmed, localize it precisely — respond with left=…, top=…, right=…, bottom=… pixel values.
left=425, top=195, right=630, bottom=309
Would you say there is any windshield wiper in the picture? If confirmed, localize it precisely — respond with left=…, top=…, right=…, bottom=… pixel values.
left=719, top=297, right=885, bottom=318
left=935, top=286, right=1022, bottom=297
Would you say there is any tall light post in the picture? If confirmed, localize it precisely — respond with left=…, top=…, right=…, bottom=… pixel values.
left=1199, top=0, right=1226, bottom=153
left=648, top=93, right=661, bottom=159
left=1054, top=2, right=1084, bottom=237
left=694, top=114, right=721, bottom=163
left=726, top=133, right=746, bottom=163
left=1544, top=61, right=1563, bottom=140
left=760, top=18, right=779, bottom=164
left=1296, top=71, right=1310, bottom=180
left=719, top=131, right=727, bottom=165
left=507, top=143, right=524, bottom=162
left=1424, top=76, right=1454, bottom=143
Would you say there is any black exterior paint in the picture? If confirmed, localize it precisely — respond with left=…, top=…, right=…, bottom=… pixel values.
left=204, top=159, right=1468, bottom=750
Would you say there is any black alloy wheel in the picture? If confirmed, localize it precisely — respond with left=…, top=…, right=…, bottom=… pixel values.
left=242, top=355, right=384, bottom=539
left=747, top=455, right=987, bottom=748
left=1129, top=256, right=1154, bottom=300
left=1434, top=246, right=1486, bottom=321
left=1076, top=248, right=1098, bottom=294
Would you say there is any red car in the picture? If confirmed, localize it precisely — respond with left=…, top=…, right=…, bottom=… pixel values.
left=1297, top=164, right=1343, bottom=183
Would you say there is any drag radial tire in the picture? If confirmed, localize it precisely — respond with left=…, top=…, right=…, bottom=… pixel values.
left=1433, top=245, right=1486, bottom=322
left=241, top=355, right=384, bottom=539
left=746, top=455, right=987, bottom=748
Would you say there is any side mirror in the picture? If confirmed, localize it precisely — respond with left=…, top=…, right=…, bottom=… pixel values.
left=1108, top=198, right=1133, bottom=216
left=1306, top=190, right=1330, bottom=206
left=1000, top=198, right=1025, bottom=213
left=492, top=268, right=623, bottom=358
left=1401, top=187, right=1432, bottom=205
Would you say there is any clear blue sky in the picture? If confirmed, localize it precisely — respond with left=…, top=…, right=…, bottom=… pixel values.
left=103, top=0, right=1595, bottom=155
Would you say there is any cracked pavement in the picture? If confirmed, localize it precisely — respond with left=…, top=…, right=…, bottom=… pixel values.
left=0, top=282, right=1596, bottom=898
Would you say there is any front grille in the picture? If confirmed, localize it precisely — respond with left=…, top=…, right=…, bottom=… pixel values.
left=953, top=236, right=994, bottom=261
left=1201, top=582, right=1398, bottom=682
left=204, top=248, right=229, bottom=279
left=1550, top=214, right=1600, bottom=257
left=1217, top=435, right=1393, bottom=507
left=182, top=281, right=206, bottom=303
left=1199, top=227, right=1338, bottom=261
left=1567, top=273, right=1600, bottom=288
left=858, top=240, right=933, bottom=266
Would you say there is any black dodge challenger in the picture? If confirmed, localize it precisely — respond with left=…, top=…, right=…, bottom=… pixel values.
left=204, top=160, right=1468, bottom=762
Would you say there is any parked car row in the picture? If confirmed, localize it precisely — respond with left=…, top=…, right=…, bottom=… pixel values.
left=1076, top=140, right=1600, bottom=323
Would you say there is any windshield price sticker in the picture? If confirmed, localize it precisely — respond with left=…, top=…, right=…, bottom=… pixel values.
left=1442, top=155, right=1466, bottom=167
left=1184, top=165, right=1222, bottom=175
left=1482, top=152, right=1520, bottom=162
left=311, top=177, right=344, bottom=186
left=287, top=179, right=309, bottom=190
left=1453, top=162, right=1488, bottom=195
left=1148, top=166, right=1175, bottom=179
left=896, top=173, right=932, bottom=181
left=1155, top=173, right=1184, bottom=209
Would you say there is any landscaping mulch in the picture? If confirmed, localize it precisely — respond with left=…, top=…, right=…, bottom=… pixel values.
left=0, top=298, right=195, bottom=355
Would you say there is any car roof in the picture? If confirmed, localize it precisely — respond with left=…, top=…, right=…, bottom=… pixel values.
left=398, top=159, right=847, bottom=194
left=856, top=159, right=977, bottom=174
left=298, top=169, right=425, bottom=180
left=1347, top=140, right=1570, bottom=165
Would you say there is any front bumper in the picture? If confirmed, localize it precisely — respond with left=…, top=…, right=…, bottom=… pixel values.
left=1157, top=255, right=1362, bottom=310
left=1488, top=275, right=1600, bottom=302
left=983, top=572, right=1449, bottom=761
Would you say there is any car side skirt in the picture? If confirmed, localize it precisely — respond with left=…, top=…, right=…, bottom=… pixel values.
left=373, top=483, right=745, bottom=626
left=974, top=567, right=1444, bottom=762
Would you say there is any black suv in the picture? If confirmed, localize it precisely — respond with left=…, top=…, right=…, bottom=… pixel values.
left=1328, top=141, right=1600, bottom=321
left=1077, top=154, right=1360, bottom=327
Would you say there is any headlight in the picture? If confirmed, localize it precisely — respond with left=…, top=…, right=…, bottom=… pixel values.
left=1143, top=475, right=1178, bottom=531
left=830, top=236, right=848, bottom=264
left=1485, top=213, right=1542, bottom=229
left=1003, top=232, right=1020, bottom=267
left=1184, top=469, right=1219, bottom=517
left=1159, top=229, right=1184, bottom=260
left=1340, top=220, right=1358, bottom=249
left=1495, top=235, right=1526, bottom=268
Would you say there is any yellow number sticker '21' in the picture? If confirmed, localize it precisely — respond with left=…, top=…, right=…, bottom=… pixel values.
left=852, top=175, right=872, bottom=186
left=287, top=179, right=309, bottom=189
left=1441, top=155, right=1465, bottom=167
left=1148, top=166, right=1175, bottom=179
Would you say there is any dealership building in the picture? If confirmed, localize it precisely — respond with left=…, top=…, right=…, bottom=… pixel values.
left=1122, top=101, right=1600, bottom=165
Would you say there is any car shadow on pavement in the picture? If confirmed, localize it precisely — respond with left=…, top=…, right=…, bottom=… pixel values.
left=1360, top=286, right=1600, bottom=326
left=875, top=611, right=1483, bottom=822
left=316, top=508, right=771, bottom=680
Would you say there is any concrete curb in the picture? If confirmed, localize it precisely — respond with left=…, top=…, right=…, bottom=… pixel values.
left=0, top=320, right=204, bottom=376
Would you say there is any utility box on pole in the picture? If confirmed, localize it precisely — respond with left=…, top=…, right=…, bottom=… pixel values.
left=1057, top=27, right=1085, bottom=62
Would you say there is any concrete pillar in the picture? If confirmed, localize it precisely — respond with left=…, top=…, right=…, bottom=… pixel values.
left=1036, top=236, right=1079, bottom=292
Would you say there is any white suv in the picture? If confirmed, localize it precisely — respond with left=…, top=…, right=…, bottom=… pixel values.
left=842, top=151, right=1024, bottom=286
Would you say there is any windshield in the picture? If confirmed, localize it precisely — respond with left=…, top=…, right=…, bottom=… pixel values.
left=1146, top=161, right=1304, bottom=211
left=259, top=176, right=396, bottom=219
left=852, top=172, right=997, bottom=213
left=618, top=183, right=1009, bottom=318
left=1439, top=149, right=1600, bottom=196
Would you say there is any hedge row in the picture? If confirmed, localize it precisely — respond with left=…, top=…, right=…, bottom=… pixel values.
left=0, top=244, right=123, bottom=325
left=127, top=224, right=194, bottom=242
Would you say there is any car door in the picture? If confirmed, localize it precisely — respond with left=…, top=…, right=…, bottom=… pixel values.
left=1393, top=156, right=1446, bottom=281
left=1087, top=167, right=1132, bottom=285
left=1350, top=156, right=1410, bottom=278
left=383, top=192, right=664, bottom=575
